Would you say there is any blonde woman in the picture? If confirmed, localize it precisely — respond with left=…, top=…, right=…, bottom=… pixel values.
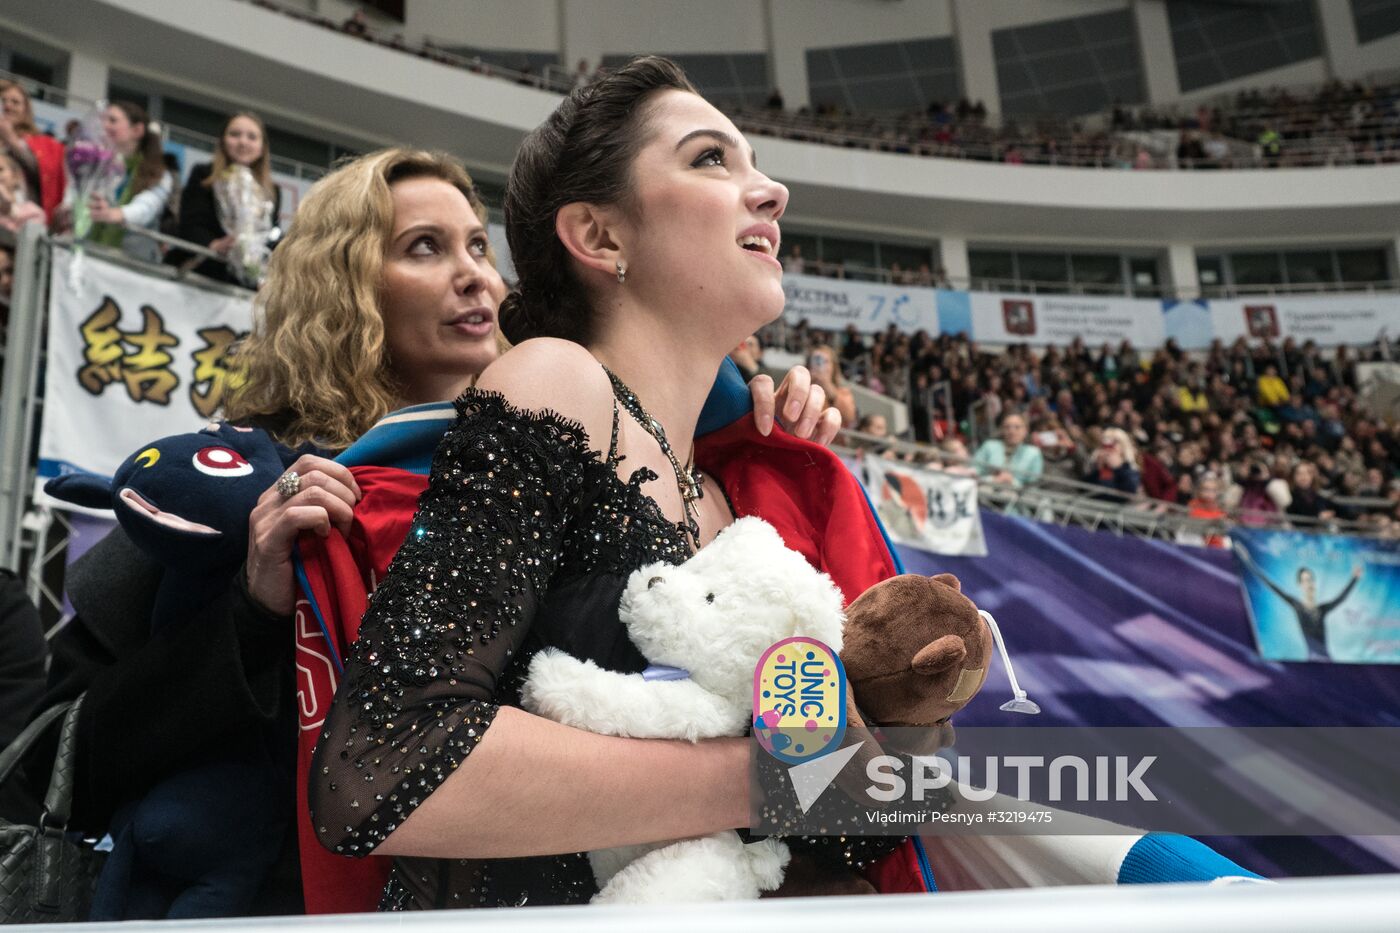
left=166, top=112, right=281, bottom=283
left=42, top=148, right=506, bottom=919
left=227, top=148, right=510, bottom=610
left=808, top=343, right=858, bottom=426
left=1082, top=426, right=1142, bottom=497
left=42, top=145, right=833, bottom=915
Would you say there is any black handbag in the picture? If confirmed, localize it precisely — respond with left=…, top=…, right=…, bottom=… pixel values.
left=0, top=698, right=105, bottom=923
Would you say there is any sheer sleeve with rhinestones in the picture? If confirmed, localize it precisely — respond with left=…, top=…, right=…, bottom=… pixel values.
left=308, top=391, right=597, bottom=857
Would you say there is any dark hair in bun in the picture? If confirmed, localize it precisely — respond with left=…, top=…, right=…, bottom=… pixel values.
left=500, top=55, right=696, bottom=345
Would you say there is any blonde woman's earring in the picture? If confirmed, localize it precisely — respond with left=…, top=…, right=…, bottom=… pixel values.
left=616, top=261, right=627, bottom=284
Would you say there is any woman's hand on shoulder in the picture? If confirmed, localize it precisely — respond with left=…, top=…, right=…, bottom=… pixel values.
left=749, top=364, right=842, bottom=447
left=245, top=454, right=362, bottom=616
left=475, top=338, right=617, bottom=454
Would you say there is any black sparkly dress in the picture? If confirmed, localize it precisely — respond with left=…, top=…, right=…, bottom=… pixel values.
left=309, top=388, right=899, bottom=910
left=309, top=390, right=692, bottom=909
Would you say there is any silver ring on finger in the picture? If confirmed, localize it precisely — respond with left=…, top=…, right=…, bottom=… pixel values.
left=276, top=470, right=301, bottom=499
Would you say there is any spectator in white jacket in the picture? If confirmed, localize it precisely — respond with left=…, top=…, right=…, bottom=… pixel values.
left=65, top=101, right=173, bottom=263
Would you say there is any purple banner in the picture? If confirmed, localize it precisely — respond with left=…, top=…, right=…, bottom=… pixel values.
left=898, top=511, right=1400, bottom=878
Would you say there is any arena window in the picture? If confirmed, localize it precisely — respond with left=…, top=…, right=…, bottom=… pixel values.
left=1353, top=0, right=1400, bottom=44
left=806, top=36, right=960, bottom=114
left=779, top=230, right=937, bottom=284
left=993, top=9, right=1145, bottom=117
left=969, top=247, right=1162, bottom=297
left=1169, top=0, right=1323, bottom=93
left=602, top=52, right=770, bottom=110
left=1201, top=247, right=1394, bottom=295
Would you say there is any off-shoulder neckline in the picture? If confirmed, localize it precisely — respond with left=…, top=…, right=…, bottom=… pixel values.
left=453, top=387, right=694, bottom=553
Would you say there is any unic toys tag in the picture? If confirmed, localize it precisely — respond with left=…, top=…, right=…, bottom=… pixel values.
left=752, top=637, right=847, bottom=765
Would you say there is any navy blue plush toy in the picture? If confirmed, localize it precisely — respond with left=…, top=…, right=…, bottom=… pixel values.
left=45, top=422, right=295, bottom=920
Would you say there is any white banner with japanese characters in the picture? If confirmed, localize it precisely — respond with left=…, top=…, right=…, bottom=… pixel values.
left=860, top=455, right=987, bottom=557
left=37, top=246, right=254, bottom=505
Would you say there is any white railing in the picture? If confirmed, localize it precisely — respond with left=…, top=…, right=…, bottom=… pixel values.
left=22, top=874, right=1400, bottom=933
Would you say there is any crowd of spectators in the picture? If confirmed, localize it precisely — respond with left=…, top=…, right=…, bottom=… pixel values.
left=246, top=0, right=1400, bottom=172
left=0, top=85, right=284, bottom=379
left=0, top=85, right=183, bottom=263
left=737, top=75, right=1400, bottom=170
left=732, top=99, right=1136, bottom=169
left=1117, top=79, right=1400, bottom=169
left=758, top=319, right=1400, bottom=540
left=0, top=77, right=280, bottom=274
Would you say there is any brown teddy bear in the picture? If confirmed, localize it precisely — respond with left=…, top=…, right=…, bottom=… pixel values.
left=764, top=572, right=1003, bottom=898
left=841, top=572, right=993, bottom=731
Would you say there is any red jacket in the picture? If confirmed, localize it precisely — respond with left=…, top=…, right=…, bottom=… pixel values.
left=24, top=134, right=65, bottom=222
left=294, top=403, right=933, bottom=913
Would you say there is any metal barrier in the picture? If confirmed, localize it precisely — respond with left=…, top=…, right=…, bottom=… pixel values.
left=835, top=429, right=1391, bottom=543
left=0, top=222, right=47, bottom=573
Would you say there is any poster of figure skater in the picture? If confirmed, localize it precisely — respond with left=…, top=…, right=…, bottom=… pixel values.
left=1233, top=528, right=1400, bottom=663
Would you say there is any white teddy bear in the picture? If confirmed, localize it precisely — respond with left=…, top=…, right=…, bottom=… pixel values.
left=520, top=516, right=847, bottom=904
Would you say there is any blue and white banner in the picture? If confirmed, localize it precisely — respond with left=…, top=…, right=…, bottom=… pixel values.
left=1233, top=528, right=1400, bottom=664
left=782, top=272, right=939, bottom=334
left=36, top=246, right=254, bottom=504
left=777, top=271, right=1393, bottom=348
left=1207, top=293, right=1399, bottom=346
left=968, top=291, right=1165, bottom=347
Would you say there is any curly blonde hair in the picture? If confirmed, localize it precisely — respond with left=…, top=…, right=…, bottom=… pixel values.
left=224, top=147, right=502, bottom=450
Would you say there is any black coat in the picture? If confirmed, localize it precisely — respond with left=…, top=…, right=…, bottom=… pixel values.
left=165, top=163, right=282, bottom=285
left=0, top=570, right=58, bottom=826
left=30, top=528, right=303, bottom=914
left=0, top=568, right=46, bottom=751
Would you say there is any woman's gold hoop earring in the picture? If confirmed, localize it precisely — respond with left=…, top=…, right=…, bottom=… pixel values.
left=616, top=261, right=627, bottom=284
